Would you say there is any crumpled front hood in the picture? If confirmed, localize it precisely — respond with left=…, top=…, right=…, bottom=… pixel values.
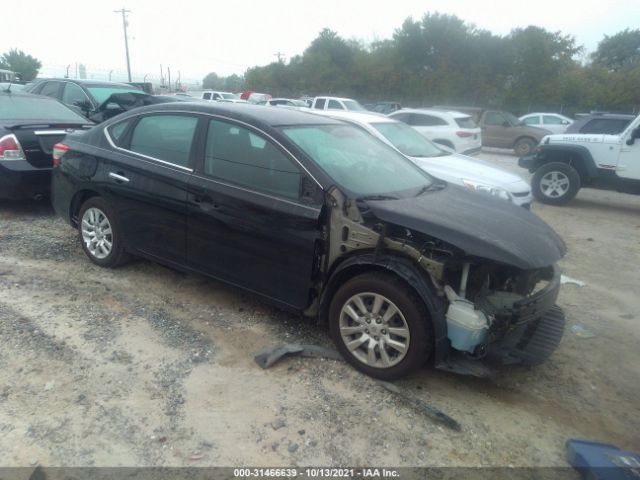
left=364, top=184, right=566, bottom=269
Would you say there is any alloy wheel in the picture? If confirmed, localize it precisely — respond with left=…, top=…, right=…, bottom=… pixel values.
left=540, top=171, right=570, bottom=198
left=339, top=292, right=410, bottom=368
left=81, top=207, right=113, bottom=259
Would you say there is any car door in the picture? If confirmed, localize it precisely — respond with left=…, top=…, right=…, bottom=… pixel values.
left=100, top=113, right=199, bottom=266
left=542, top=115, right=567, bottom=134
left=36, top=81, right=64, bottom=100
left=481, top=111, right=511, bottom=148
left=186, top=117, right=323, bottom=309
left=616, top=124, right=640, bottom=181
left=61, top=82, right=93, bottom=116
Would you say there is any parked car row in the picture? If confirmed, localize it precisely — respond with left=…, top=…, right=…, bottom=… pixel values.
left=1, top=91, right=568, bottom=380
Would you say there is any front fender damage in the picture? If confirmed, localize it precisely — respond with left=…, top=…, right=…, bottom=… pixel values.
left=312, top=187, right=565, bottom=376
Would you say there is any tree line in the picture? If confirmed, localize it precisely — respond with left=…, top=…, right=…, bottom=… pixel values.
left=204, top=14, right=640, bottom=116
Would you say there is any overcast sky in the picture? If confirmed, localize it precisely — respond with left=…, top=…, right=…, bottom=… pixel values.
left=4, top=0, right=640, bottom=85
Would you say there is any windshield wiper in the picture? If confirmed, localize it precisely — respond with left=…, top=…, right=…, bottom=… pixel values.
left=414, top=183, right=446, bottom=196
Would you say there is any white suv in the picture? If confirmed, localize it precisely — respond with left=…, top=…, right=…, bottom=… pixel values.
left=201, top=91, right=246, bottom=103
left=389, top=109, right=482, bottom=156
left=311, top=96, right=367, bottom=112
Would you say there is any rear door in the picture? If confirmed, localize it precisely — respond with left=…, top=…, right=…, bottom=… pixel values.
left=100, top=113, right=199, bottom=265
left=186, top=117, right=322, bottom=309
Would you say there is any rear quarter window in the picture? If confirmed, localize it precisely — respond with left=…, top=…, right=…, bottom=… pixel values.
left=455, top=117, right=477, bottom=128
left=107, top=119, right=133, bottom=147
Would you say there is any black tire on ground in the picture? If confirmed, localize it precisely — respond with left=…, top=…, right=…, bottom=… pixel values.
left=78, top=196, right=129, bottom=268
left=514, top=137, right=536, bottom=156
left=328, top=271, right=433, bottom=380
left=531, top=161, right=581, bottom=206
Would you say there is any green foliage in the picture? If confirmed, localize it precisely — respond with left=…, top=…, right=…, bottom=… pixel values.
left=203, top=16, right=640, bottom=115
left=592, top=29, right=640, bottom=71
left=0, top=49, right=42, bottom=81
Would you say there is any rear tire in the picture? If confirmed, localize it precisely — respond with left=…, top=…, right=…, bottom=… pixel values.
left=531, top=162, right=581, bottom=205
left=78, top=197, right=129, bottom=268
left=329, top=272, right=432, bottom=380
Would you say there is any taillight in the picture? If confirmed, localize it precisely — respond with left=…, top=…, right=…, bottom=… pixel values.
left=52, top=143, right=71, bottom=166
left=0, top=134, right=26, bottom=161
left=456, top=131, right=473, bottom=138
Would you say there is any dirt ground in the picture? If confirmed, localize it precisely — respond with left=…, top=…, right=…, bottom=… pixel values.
left=0, top=149, right=638, bottom=469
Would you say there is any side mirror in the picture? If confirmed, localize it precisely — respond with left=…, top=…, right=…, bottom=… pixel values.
left=502, top=121, right=510, bottom=128
left=626, top=127, right=640, bottom=146
left=562, top=120, right=570, bottom=125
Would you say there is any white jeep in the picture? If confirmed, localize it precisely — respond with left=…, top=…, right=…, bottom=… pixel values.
left=519, top=113, right=640, bottom=205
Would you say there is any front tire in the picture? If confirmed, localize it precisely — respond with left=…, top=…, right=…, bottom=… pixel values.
left=531, top=162, right=581, bottom=205
left=78, top=197, right=129, bottom=268
left=329, top=272, right=432, bottom=380
left=514, top=137, right=536, bottom=156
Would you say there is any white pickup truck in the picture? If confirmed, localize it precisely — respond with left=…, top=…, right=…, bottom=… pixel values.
left=519, top=114, right=640, bottom=205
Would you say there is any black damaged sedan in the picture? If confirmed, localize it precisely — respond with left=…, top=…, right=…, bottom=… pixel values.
left=51, top=102, right=567, bottom=379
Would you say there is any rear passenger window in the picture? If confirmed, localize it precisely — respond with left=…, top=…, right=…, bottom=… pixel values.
left=39, top=82, right=62, bottom=98
left=204, top=119, right=302, bottom=199
left=129, top=115, right=198, bottom=167
left=203, top=92, right=212, bottom=100
left=327, top=100, right=342, bottom=110
left=412, top=114, right=447, bottom=126
left=543, top=115, right=563, bottom=125
left=314, top=99, right=326, bottom=110
left=108, top=119, right=132, bottom=146
left=523, top=116, right=540, bottom=125
left=390, top=113, right=411, bottom=123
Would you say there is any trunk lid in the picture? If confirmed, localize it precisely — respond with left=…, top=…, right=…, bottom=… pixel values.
left=6, top=123, right=90, bottom=168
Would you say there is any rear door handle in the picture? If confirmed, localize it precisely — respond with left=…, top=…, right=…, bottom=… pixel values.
left=108, top=172, right=130, bottom=183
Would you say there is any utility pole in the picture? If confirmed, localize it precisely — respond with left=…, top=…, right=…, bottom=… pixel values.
left=274, top=52, right=285, bottom=63
left=114, top=8, right=132, bottom=82
left=109, top=70, right=113, bottom=81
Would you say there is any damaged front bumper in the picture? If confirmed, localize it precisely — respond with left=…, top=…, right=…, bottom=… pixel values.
left=437, top=267, right=565, bottom=377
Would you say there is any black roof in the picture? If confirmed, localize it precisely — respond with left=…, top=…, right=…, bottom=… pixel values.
left=121, top=101, right=343, bottom=129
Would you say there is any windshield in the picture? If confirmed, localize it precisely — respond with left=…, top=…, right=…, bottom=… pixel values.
left=371, top=122, right=448, bottom=158
left=343, top=100, right=367, bottom=112
left=1, top=94, right=89, bottom=122
left=282, top=124, right=434, bottom=197
left=221, top=93, right=240, bottom=100
left=86, top=85, right=143, bottom=104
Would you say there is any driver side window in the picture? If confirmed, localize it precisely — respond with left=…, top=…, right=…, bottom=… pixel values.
left=485, top=112, right=507, bottom=126
left=62, top=83, right=91, bottom=109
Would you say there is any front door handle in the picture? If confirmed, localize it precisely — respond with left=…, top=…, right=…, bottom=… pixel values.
left=108, top=172, right=130, bottom=183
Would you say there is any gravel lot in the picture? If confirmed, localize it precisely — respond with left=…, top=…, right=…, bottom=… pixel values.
left=0, top=150, right=638, bottom=468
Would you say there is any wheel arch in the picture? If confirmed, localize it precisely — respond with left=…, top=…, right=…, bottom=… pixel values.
left=69, top=189, right=101, bottom=226
left=319, top=253, right=449, bottom=364
left=537, top=146, right=599, bottom=183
